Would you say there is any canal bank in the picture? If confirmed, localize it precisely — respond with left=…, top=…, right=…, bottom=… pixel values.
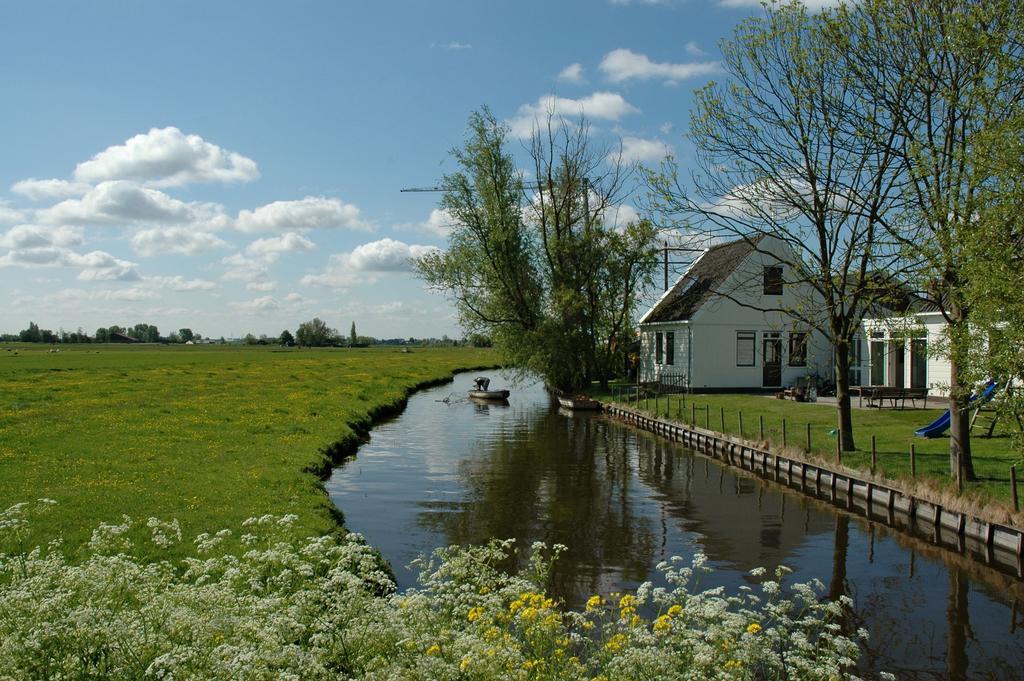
left=604, top=402, right=1024, bottom=580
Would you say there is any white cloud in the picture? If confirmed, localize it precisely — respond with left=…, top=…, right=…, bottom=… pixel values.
left=73, top=126, right=260, bottom=188
left=244, top=232, right=316, bottom=262
left=684, top=41, right=707, bottom=57
left=0, top=225, right=84, bottom=249
left=37, top=181, right=229, bottom=229
left=599, top=48, right=719, bottom=84
left=394, top=208, right=455, bottom=239
left=508, top=91, right=640, bottom=138
left=146, top=275, right=217, bottom=291
left=616, top=136, right=674, bottom=163
left=131, top=226, right=230, bottom=257
left=557, top=63, right=586, bottom=84
left=604, top=203, right=642, bottom=230
left=0, top=243, right=139, bottom=281
left=659, top=122, right=674, bottom=135
left=348, top=238, right=439, bottom=272
left=231, top=295, right=280, bottom=313
left=235, top=196, right=369, bottom=233
left=0, top=201, right=25, bottom=225
left=221, top=252, right=270, bottom=289
left=301, top=238, right=438, bottom=289
left=45, top=287, right=159, bottom=303
left=11, top=178, right=91, bottom=201
left=431, top=41, right=472, bottom=50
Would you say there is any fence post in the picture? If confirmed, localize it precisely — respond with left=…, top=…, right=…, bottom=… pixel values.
left=759, top=415, right=764, bottom=441
left=782, top=419, right=787, bottom=448
left=705, top=404, right=710, bottom=429
left=691, top=402, right=696, bottom=425
left=806, top=423, right=811, bottom=452
left=720, top=407, right=725, bottom=432
left=871, top=436, right=877, bottom=473
left=739, top=412, right=744, bottom=439
left=910, top=444, right=916, bottom=477
left=655, top=393, right=659, bottom=416
left=836, top=434, right=842, bottom=464
left=1013, top=465, right=1020, bottom=512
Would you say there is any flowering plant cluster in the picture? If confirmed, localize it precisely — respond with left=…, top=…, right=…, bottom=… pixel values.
left=0, top=501, right=880, bottom=679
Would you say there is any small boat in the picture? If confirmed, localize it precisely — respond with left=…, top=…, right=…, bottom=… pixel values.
left=557, top=396, right=602, bottom=411
left=469, top=389, right=511, bottom=401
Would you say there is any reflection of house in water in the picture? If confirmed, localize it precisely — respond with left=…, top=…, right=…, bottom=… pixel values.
left=631, top=429, right=835, bottom=571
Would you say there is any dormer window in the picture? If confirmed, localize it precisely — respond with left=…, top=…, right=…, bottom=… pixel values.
left=763, top=266, right=783, bottom=295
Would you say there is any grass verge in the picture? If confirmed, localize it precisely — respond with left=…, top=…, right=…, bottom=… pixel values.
left=0, top=343, right=495, bottom=558
left=594, top=385, right=1023, bottom=525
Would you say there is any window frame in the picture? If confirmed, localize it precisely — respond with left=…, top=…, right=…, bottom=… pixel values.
left=655, top=331, right=663, bottom=364
left=736, top=331, right=756, bottom=367
left=788, top=331, right=808, bottom=367
left=665, top=331, right=675, bottom=366
left=762, top=266, right=784, bottom=295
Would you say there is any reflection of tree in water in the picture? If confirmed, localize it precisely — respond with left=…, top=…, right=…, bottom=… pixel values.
left=414, top=410, right=659, bottom=605
left=630, top=432, right=835, bottom=572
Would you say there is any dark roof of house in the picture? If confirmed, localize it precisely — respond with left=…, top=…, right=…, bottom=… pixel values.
left=642, top=235, right=764, bottom=324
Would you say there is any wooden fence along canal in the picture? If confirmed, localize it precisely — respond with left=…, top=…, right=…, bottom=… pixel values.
left=603, top=402, right=1024, bottom=578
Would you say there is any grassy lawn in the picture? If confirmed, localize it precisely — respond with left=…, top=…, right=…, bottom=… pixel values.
left=0, top=343, right=495, bottom=557
left=595, top=384, right=1022, bottom=517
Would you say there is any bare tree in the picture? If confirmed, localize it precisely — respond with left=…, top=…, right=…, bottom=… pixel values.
left=649, top=1, right=907, bottom=451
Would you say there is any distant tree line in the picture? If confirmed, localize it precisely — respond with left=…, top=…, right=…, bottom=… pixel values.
left=2, top=321, right=203, bottom=345
left=3, top=319, right=486, bottom=349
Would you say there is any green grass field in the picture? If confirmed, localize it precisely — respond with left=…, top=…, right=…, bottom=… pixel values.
left=599, top=386, right=1022, bottom=518
left=0, top=343, right=495, bottom=557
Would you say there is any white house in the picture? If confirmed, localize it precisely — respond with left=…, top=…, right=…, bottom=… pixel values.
left=637, top=235, right=833, bottom=391
left=859, top=308, right=950, bottom=397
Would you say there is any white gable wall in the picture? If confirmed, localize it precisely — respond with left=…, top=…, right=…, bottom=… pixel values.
left=862, top=312, right=951, bottom=397
left=640, top=235, right=832, bottom=390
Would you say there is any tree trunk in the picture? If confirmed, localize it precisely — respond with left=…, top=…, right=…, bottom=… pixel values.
left=948, top=356, right=977, bottom=486
left=833, top=340, right=856, bottom=451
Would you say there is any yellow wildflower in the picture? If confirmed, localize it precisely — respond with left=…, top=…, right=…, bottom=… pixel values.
left=521, top=606, right=538, bottom=622
left=724, top=659, right=743, bottom=670
left=479, top=586, right=491, bottom=595
left=460, top=656, right=472, bottom=672
left=746, top=622, right=762, bottom=635
left=653, top=614, right=672, bottom=634
left=604, top=633, right=627, bottom=653
left=618, top=594, right=636, bottom=610
left=586, top=595, right=604, bottom=611
left=425, top=644, right=441, bottom=656
left=468, top=606, right=484, bottom=622
left=667, top=604, right=683, bottom=617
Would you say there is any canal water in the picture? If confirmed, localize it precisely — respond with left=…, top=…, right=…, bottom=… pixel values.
left=327, top=372, right=1024, bottom=679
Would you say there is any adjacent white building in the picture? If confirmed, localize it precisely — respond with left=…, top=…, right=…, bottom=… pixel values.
left=859, top=309, right=950, bottom=397
left=637, top=235, right=833, bottom=391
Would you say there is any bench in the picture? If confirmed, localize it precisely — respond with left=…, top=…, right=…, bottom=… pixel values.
left=858, top=386, right=928, bottom=409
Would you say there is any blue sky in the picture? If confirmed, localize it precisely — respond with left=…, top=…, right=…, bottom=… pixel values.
left=0, top=0, right=810, bottom=339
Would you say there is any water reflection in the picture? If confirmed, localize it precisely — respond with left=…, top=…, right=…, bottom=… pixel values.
left=327, top=373, right=1024, bottom=678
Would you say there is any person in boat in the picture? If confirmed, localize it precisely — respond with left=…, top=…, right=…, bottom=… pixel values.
left=473, top=376, right=490, bottom=391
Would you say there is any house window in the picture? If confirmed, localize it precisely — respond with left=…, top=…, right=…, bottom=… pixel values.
left=848, top=336, right=863, bottom=386
left=655, top=332, right=663, bottom=364
left=763, top=266, right=784, bottom=295
left=788, top=332, right=807, bottom=367
left=666, top=332, right=675, bottom=366
left=736, top=331, right=756, bottom=366
left=869, top=332, right=886, bottom=386
left=910, top=338, right=927, bottom=388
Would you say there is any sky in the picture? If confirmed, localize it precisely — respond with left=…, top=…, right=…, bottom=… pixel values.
left=0, top=0, right=832, bottom=340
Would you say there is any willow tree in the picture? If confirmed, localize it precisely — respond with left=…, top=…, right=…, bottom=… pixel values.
left=649, top=1, right=906, bottom=452
left=841, top=0, right=1024, bottom=484
left=417, top=108, right=657, bottom=392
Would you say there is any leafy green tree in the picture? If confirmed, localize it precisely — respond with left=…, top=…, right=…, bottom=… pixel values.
left=94, top=327, right=109, bottom=343
left=295, top=318, right=335, bottom=347
left=279, top=329, right=295, bottom=346
left=18, top=322, right=41, bottom=343
left=841, top=0, right=1024, bottom=484
left=178, top=328, right=195, bottom=343
left=350, top=322, right=357, bottom=346
left=418, top=108, right=656, bottom=392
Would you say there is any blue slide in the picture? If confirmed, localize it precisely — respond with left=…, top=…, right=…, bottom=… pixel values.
left=915, top=380, right=998, bottom=437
